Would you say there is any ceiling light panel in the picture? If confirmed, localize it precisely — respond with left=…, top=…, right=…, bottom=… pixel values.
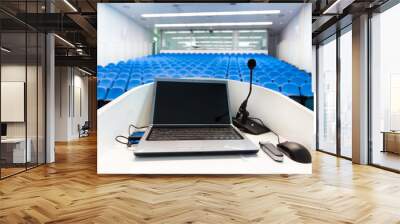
left=155, top=22, right=273, bottom=28
left=142, top=10, right=280, bottom=18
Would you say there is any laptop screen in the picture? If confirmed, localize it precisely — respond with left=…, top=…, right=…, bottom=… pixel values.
left=153, top=80, right=231, bottom=125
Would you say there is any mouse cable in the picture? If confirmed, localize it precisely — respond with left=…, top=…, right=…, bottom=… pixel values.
left=248, top=117, right=280, bottom=144
left=115, top=124, right=149, bottom=147
left=128, top=124, right=149, bottom=136
left=115, top=135, right=129, bottom=146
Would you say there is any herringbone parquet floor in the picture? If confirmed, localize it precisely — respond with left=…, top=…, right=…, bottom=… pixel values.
left=1, top=135, right=400, bottom=224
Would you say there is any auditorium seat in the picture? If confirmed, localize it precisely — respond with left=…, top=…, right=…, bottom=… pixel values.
left=106, top=87, right=125, bottom=101
left=300, top=84, right=313, bottom=97
left=290, top=76, right=306, bottom=85
left=97, top=86, right=108, bottom=100
left=127, top=79, right=141, bottom=90
left=214, top=74, right=226, bottom=79
left=273, top=76, right=289, bottom=87
left=118, top=72, right=130, bottom=79
left=263, top=82, right=280, bottom=92
left=113, top=79, right=128, bottom=89
left=268, top=71, right=281, bottom=79
left=98, top=79, right=113, bottom=89
left=281, top=83, right=300, bottom=96
left=257, top=75, right=270, bottom=84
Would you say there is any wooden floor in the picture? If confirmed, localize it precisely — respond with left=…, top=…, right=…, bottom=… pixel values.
left=1, top=135, right=400, bottom=224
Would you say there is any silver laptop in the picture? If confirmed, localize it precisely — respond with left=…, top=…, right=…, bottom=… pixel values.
left=134, top=79, right=258, bottom=156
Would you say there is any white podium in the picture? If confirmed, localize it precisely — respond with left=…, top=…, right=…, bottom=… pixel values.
left=98, top=80, right=314, bottom=174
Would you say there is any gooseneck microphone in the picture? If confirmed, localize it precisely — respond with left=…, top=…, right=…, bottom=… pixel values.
left=232, top=58, right=270, bottom=135
left=236, top=59, right=256, bottom=123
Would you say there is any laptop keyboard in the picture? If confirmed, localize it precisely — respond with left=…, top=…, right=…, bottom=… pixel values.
left=147, top=127, right=243, bottom=141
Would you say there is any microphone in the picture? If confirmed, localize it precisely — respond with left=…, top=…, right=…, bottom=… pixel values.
left=232, top=58, right=270, bottom=135
left=236, top=59, right=256, bottom=123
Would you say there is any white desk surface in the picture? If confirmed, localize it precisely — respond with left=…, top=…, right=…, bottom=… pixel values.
left=98, top=132, right=312, bottom=175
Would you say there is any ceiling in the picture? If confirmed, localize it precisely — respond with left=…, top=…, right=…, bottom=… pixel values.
left=110, top=3, right=305, bottom=34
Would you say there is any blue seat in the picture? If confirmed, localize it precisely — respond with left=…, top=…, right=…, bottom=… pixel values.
left=105, top=87, right=125, bottom=101
left=300, top=84, right=313, bottom=97
left=127, top=79, right=141, bottom=90
left=269, top=71, right=281, bottom=79
left=273, top=76, right=289, bottom=86
left=155, top=74, right=169, bottom=78
left=290, top=76, right=305, bottom=85
left=183, top=74, right=195, bottom=78
left=113, top=79, right=128, bottom=89
left=97, top=86, right=108, bottom=100
left=98, top=79, right=113, bottom=88
left=172, top=75, right=181, bottom=79
left=242, top=76, right=251, bottom=82
left=97, top=72, right=106, bottom=79
left=257, top=75, right=271, bottom=84
left=130, top=72, right=142, bottom=80
left=263, top=82, right=280, bottom=92
left=281, top=83, right=300, bottom=96
left=281, top=71, right=296, bottom=79
left=97, top=66, right=106, bottom=73
left=214, top=74, right=226, bottom=79
left=105, top=72, right=118, bottom=80
left=118, top=72, right=130, bottom=79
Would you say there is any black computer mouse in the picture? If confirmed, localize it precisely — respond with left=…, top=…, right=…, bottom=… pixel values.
left=277, top=141, right=312, bottom=164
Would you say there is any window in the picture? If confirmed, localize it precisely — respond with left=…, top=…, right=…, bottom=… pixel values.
left=339, top=28, right=352, bottom=158
left=317, top=36, right=337, bottom=154
left=161, top=29, right=267, bottom=52
left=370, top=3, right=400, bottom=171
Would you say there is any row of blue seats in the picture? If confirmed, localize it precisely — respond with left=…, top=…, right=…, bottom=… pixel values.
left=98, top=65, right=304, bottom=75
left=97, top=78, right=313, bottom=101
left=98, top=55, right=298, bottom=72
left=97, top=53, right=313, bottom=101
left=98, top=74, right=310, bottom=91
left=98, top=70, right=310, bottom=80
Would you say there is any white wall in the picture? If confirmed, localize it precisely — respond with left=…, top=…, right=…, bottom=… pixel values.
left=97, top=4, right=153, bottom=66
left=277, top=4, right=312, bottom=72
left=55, top=67, right=89, bottom=141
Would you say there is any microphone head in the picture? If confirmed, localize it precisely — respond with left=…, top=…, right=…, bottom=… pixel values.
left=247, top=59, right=256, bottom=70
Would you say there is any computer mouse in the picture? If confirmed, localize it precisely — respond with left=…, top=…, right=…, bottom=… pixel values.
left=277, top=141, right=312, bottom=164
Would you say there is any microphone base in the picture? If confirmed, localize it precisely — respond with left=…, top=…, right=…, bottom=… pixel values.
left=232, top=117, right=270, bottom=135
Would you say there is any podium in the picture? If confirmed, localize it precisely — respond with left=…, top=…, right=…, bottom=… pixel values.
left=97, top=80, right=314, bottom=174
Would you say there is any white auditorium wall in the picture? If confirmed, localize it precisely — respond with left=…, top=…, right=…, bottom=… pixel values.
left=277, top=4, right=312, bottom=73
left=55, top=67, right=89, bottom=141
left=97, top=4, right=153, bottom=66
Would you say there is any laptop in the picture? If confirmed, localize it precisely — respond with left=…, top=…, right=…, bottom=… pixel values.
left=134, top=79, right=259, bottom=156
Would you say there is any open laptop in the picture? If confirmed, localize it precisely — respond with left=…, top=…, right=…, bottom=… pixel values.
left=134, top=79, right=258, bottom=156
